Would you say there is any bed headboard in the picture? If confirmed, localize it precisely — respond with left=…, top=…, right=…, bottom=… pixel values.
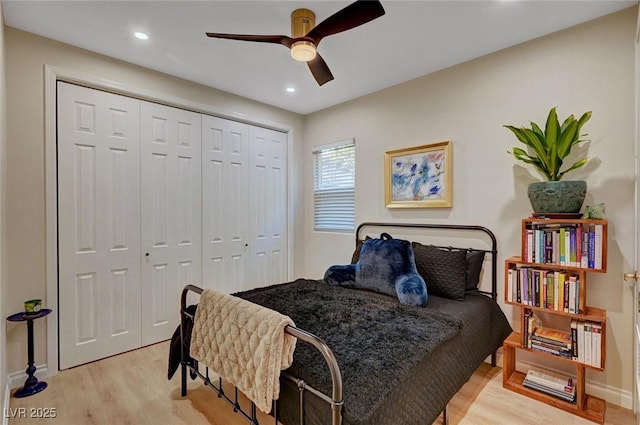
left=355, top=222, right=498, bottom=301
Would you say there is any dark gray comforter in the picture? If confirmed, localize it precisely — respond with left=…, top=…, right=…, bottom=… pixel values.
left=237, top=279, right=511, bottom=425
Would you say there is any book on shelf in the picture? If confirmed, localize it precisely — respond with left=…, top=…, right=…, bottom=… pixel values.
left=577, top=319, right=585, bottom=363
left=523, top=320, right=602, bottom=367
left=525, top=228, right=534, bottom=263
left=570, top=320, right=578, bottom=359
left=530, top=326, right=572, bottom=358
left=569, top=318, right=603, bottom=368
left=523, top=310, right=537, bottom=349
left=533, top=326, right=571, bottom=345
left=525, top=366, right=575, bottom=393
left=523, top=221, right=604, bottom=270
left=594, top=224, right=603, bottom=270
left=523, top=366, right=577, bottom=403
left=523, top=380, right=577, bottom=403
left=568, top=275, right=578, bottom=314
left=508, top=265, right=581, bottom=313
left=592, top=322, right=602, bottom=368
left=584, top=322, right=593, bottom=366
left=580, top=229, right=589, bottom=268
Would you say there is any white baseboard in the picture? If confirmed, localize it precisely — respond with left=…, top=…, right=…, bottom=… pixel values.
left=587, top=380, right=633, bottom=410
left=515, top=359, right=633, bottom=410
left=7, top=364, right=48, bottom=390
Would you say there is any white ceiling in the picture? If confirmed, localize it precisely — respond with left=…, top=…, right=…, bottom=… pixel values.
left=3, top=0, right=636, bottom=115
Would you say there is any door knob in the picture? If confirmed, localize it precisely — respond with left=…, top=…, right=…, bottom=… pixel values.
left=623, top=271, right=638, bottom=281
left=145, top=253, right=150, bottom=257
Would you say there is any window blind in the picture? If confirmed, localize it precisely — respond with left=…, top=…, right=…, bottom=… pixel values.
left=313, top=141, right=355, bottom=232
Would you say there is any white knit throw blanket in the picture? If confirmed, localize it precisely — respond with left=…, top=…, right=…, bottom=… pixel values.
left=189, top=289, right=296, bottom=413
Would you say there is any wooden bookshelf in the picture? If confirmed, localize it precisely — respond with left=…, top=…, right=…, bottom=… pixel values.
left=502, top=218, right=608, bottom=424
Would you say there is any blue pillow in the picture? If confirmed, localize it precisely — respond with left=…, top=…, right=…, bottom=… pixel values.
left=325, top=235, right=428, bottom=307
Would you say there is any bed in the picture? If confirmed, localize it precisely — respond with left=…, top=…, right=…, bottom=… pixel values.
left=174, top=222, right=512, bottom=425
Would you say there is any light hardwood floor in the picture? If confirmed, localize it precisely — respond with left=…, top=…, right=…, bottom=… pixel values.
left=7, top=341, right=635, bottom=425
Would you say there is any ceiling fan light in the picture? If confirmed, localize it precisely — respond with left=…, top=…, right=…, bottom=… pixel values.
left=291, top=41, right=316, bottom=62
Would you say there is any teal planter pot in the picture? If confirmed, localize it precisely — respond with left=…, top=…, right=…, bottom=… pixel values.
left=527, top=180, right=587, bottom=214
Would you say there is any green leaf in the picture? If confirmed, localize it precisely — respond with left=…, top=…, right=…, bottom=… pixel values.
left=575, top=111, right=592, bottom=144
left=521, top=128, right=549, bottom=163
left=556, top=120, right=578, bottom=159
left=558, top=158, right=587, bottom=179
left=511, top=148, right=550, bottom=179
left=530, top=122, right=547, bottom=149
left=505, top=126, right=548, bottom=164
left=549, top=138, right=558, bottom=179
left=577, top=111, right=592, bottom=129
left=545, top=107, right=560, bottom=146
left=560, top=114, right=575, bottom=133
left=531, top=122, right=544, bottom=136
left=511, top=147, right=537, bottom=163
left=504, top=125, right=529, bottom=145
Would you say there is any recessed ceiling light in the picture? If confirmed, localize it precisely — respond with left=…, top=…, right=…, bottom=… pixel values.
left=134, top=32, right=149, bottom=40
left=285, top=87, right=296, bottom=93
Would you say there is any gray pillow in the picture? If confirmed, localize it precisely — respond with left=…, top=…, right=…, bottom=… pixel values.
left=411, top=242, right=467, bottom=301
left=465, top=250, right=486, bottom=294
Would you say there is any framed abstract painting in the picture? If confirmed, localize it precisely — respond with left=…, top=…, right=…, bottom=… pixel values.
left=384, top=141, right=452, bottom=208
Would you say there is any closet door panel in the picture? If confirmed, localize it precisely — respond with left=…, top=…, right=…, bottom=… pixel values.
left=58, top=82, right=141, bottom=369
left=202, top=116, right=250, bottom=293
left=249, top=126, right=288, bottom=288
left=141, top=102, right=202, bottom=345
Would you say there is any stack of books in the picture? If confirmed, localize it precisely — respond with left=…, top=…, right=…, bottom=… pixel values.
left=523, top=367, right=576, bottom=403
left=529, top=326, right=572, bottom=359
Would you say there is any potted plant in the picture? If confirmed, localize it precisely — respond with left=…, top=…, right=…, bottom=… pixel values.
left=505, top=107, right=591, bottom=214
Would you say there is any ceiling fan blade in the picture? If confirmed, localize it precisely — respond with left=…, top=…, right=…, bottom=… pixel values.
left=206, top=33, right=294, bottom=48
left=307, top=53, right=334, bottom=86
left=305, top=0, right=385, bottom=45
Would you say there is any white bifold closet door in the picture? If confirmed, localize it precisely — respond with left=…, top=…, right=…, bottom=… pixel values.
left=201, top=117, right=288, bottom=292
left=202, top=116, right=251, bottom=293
left=140, top=102, right=202, bottom=346
left=58, top=84, right=202, bottom=368
left=248, top=126, right=288, bottom=287
left=58, top=82, right=285, bottom=369
left=57, top=83, right=143, bottom=369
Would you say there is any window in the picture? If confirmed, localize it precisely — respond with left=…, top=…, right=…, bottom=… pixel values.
left=313, top=140, right=355, bottom=232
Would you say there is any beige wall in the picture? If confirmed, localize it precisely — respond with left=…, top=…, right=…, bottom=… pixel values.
left=0, top=0, right=7, bottom=406
left=4, top=27, right=305, bottom=374
left=302, top=8, right=637, bottom=404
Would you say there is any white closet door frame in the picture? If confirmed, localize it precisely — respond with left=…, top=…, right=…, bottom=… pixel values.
left=44, top=66, right=294, bottom=375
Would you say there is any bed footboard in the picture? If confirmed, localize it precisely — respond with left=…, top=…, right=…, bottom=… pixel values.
left=179, top=284, right=344, bottom=425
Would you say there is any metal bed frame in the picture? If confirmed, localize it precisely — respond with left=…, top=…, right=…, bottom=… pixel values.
left=179, top=222, right=499, bottom=425
left=180, top=284, right=343, bottom=425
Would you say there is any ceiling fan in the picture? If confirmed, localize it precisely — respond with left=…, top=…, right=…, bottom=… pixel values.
left=205, top=0, right=385, bottom=86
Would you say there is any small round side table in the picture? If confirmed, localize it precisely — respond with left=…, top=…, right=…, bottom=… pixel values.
left=7, top=308, right=52, bottom=398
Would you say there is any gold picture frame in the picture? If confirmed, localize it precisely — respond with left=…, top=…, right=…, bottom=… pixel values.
left=384, top=141, right=452, bottom=208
